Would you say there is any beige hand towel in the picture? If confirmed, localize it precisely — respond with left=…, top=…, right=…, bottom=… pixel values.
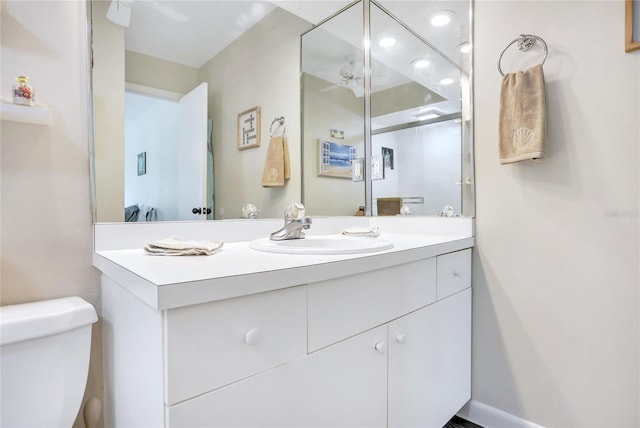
left=261, top=136, right=290, bottom=187
left=499, top=64, right=546, bottom=164
left=144, top=236, right=223, bottom=256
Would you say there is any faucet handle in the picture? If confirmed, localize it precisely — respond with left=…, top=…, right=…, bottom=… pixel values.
left=285, top=202, right=305, bottom=220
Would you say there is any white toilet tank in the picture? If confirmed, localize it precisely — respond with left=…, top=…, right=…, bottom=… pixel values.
left=0, top=296, right=98, bottom=427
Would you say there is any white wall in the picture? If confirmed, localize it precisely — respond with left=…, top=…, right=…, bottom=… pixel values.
left=372, top=121, right=462, bottom=216
left=372, top=133, right=403, bottom=212
left=421, top=122, right=461, bottom=215
left=472, top=1, right=640, bottom=426
left=0, top=1, right=102, bottom=427
left=124, top=93, right=180, bottom=221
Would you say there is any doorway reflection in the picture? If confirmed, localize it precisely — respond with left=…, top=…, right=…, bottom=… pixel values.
left=372, top=118, right=462, bottom=216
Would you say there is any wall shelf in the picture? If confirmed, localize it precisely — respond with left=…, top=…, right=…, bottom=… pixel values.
left=0, top=101, right=51, bottom=125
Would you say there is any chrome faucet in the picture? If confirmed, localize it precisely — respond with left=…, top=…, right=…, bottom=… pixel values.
left=270, top=203, right=312, bottom=241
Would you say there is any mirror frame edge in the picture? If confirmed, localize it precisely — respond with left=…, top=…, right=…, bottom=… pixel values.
left=86, top=0, right=98, bottom=225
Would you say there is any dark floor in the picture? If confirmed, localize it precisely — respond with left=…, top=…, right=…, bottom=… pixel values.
left=444, top=415, right=484, bottom=428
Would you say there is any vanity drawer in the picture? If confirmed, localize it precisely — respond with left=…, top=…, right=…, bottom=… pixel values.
left=437, top=249, right=472, bottom=300
left=307, top=258, right=436, bottom=352
left=164, top=286, right=307, bottom=405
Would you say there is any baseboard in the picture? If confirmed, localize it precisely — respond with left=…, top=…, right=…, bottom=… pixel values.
left=457, top=399, right=545, bottom=428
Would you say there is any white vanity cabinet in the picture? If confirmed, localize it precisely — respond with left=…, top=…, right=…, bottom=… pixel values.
left=388, top=288, right=471, bottom=428
left=99, top=237, right=472, bottom=428
left=164, top=286, right=307, bottom=405
left=168, top=325, right=389, bottom=427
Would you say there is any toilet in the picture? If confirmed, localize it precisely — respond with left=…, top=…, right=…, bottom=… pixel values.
left=0, top=296, right=98, bottom=427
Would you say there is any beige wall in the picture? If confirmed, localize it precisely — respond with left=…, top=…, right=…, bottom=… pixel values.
left=93, top=0, right=124, bottom=222
left=0, top=1, right=102, bottom=427
left=199, top=7, right=311, bottom=219
left=125, top=50, right=199, bottom=95
left=302, top=73, right=365, bottom=216
left=472, top=1, right=640, bottom=426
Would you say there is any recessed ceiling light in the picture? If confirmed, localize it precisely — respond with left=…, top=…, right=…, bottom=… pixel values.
left=411, top=58, right=430, bottom=69
left=440, top=77, right=455, bottom=85
left=430, top=10, right=455, bottom=27
left=379, top=37, right=397, bottom=48
left=420, top=113, right=439, bottom=120
left=416, top=109, right=442, bottom=121
left=458, top=42, right=471, bottom=54
left=418, top=113, right=441, bottom=121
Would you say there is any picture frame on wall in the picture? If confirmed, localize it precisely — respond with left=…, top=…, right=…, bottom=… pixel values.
left=137, top=152, right=146, bottom=176
left=238, top=106, right=261, bottom=149
left=626, top=0, right=640, bottom=52
left=382, top=147, right=394, bottom=170
left=318, top=139, right=356, bottom=178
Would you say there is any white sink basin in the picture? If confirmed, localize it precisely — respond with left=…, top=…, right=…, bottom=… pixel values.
left=249, top=235, right=394, bottom=255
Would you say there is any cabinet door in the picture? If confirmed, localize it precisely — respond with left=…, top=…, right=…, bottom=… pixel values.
left=437, top=249, right=471, bottom=300
left=308, top=258, right=436, bottom=352
left=168, top=326, right=388, bottom=427
left=388, top=289, right=471, bottom=428
left=165, top=286, right=306, bottom=405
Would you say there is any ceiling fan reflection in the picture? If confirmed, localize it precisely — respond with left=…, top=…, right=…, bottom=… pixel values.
left=319, top=57, right=364, bottom=97
left=106, top=0, right=189, bottom=27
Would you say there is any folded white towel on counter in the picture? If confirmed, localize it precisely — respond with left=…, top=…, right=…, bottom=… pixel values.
left=144, top=236, right=224, bottom=256
left=341, top=226, right=380, bottom=238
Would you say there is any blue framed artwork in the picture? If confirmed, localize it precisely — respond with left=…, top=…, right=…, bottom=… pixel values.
left=318, top=139, right=356, bottom=178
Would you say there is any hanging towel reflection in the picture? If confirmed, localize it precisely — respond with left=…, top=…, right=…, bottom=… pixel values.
left=261, top=136, right=290, bottom=187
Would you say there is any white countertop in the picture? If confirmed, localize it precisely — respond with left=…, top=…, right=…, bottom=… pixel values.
left=94, top=232, right=474, bottom=311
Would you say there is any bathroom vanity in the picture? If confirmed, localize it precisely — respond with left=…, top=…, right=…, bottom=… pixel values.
left=94, top=217, right=473, bottom=427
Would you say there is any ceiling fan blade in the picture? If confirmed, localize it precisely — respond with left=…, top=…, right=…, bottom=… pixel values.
left=143, top=0, right=189, bottom=23
left=351, top=86, right=364, bottom=98
left=106, top=0, right=132, bottom=27
left=320, top=84, right=340, bottom=92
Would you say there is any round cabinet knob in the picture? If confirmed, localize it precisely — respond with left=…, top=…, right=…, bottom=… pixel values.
left=244, top=328, right=261, bottom=345
left=453, top=270, right=461, bottom=278
left=374, top=341, right=386, bottom=354
left=395, top=332, right=407, bottom=344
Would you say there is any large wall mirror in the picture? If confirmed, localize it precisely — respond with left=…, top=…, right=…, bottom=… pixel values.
left=90, top=0, right=473, bottom=223
left=302, top=0, right=473, bottom=217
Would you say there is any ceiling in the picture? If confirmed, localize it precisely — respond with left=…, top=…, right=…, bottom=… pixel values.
left=123, top=1, right=350, bottom=68
left=122, top=1, right=469, bottom=69
left=118, top=0, right=470, bottom=127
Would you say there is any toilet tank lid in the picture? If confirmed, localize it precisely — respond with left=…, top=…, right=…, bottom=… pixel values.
left=0, top=297, right=98, bottom=346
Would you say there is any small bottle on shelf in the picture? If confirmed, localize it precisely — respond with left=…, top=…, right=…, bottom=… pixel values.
left=13, top=76, right=35, bottom=106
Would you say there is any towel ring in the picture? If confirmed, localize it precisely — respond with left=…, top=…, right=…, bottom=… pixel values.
left=497, top=34, right=548, bottom=76
left=270, top=116, right=285, bottom=137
